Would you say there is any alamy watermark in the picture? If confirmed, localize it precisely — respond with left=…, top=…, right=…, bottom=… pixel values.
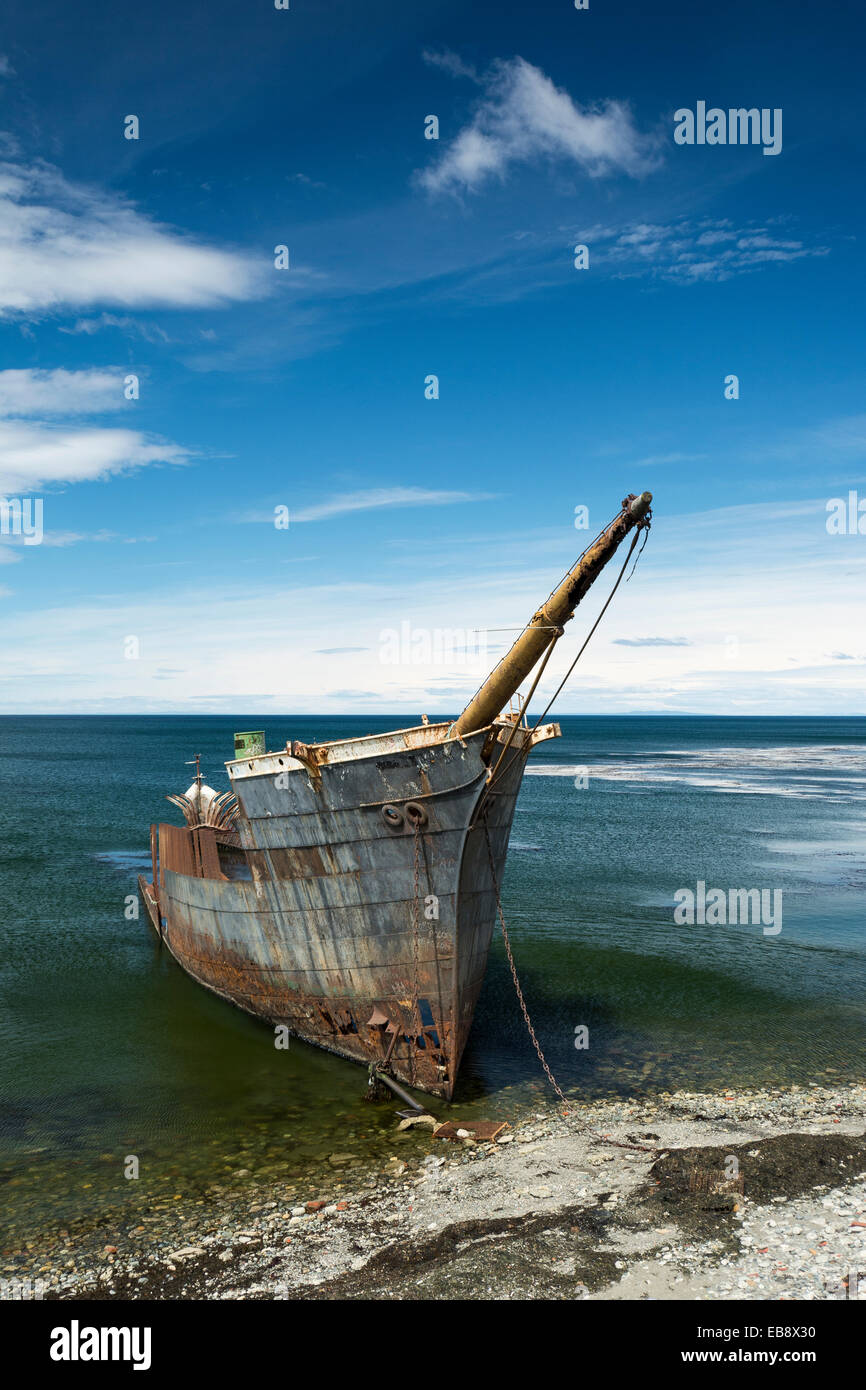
left=826, top=492, right=866, bottom=535
left=0, top=496, right=43, bottom=545
left=1, top=1277, right=45, bottom=1300
left=49, top=1323, right=152, bottom=1370
left=379, top=621, right=488, bottom=667
left=674, top=103, right=782, bottom=156
left=674, top=881, right=782, bottom=936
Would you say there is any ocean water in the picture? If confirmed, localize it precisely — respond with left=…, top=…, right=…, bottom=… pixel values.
left=1, top=714, right=865, bottom=1235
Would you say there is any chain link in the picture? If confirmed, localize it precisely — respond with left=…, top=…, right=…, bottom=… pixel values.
left=482, top=818, right=573, bottom=1115
left=409, top=821, right=422, bottom=1085
left=482, top=817, right=662, bottom=1151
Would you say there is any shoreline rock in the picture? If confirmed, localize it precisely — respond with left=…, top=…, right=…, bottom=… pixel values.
left=6, top=1081, right=865, bottom=1303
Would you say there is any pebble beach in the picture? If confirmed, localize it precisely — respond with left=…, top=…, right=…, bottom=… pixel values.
left=6, top=1081, right=864, bottom=1303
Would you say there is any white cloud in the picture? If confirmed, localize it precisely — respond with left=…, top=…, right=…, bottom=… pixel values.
left=61, top=313, right=171, bottom=344
left=422, top=48, right=480, bottom=82
left=291, top=486, right=494, bottom=522
left=0, top=160, right=266, bottom=316
left=0, top=527, right=124, bottom=551
left=0, top=420, right=187, bottom=493
left=632, top=451, right=706, bottom=468
left=583, top=217, right=829, bottom=282
left=418, top=57, right=659, bottom=195
left=613, top=636, right=692, bottom=647
left=0, top=367, right=188, bottom=494
left=800, top=415, right=866, bottom=456
left=0, top=368, right=125, bottom=416
left=0, top=491, right=861, bottom=714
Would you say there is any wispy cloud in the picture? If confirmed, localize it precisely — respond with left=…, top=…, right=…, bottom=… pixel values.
left=418, top=56, right=660, bottom=195
left=631, top=451, right=707, bottom=468
left=422, top=48, right=480, bottom=83
left=586, top=217, right=829, bottom=282
left=0, top=367, right=126, bottom=415
left=0, top=527, right=130, bottom=552
left=291, top=486, right=494, bottom=522
left=763, top=413, right=866, bottom=465
left=2, top=493, right=864, bottom=713
left=0, top=367, right=188, bottom=493
left=613, top=636, right=692, bottom=647
left=60, top=313, right=172, bottom=344
left=0, top=421, right=187, bottom=493
left=0, top=160, right=266, bottom=316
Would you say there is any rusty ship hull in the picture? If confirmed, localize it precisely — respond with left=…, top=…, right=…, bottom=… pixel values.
left=138, top=491, right=652, bottom=1102
left=139, top=716, right=558, bottom=1099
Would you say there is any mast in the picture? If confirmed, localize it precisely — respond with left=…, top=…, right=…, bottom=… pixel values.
left=452, top=491, right=652, bottom=737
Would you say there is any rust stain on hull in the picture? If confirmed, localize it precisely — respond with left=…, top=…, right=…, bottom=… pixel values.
left=137, top=491, right=650, bottom=1100
left=140, top=719, right=557, bottom=1099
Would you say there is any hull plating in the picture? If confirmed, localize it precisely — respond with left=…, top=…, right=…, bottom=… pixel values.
left=147, top=723, right=544, bottom=1099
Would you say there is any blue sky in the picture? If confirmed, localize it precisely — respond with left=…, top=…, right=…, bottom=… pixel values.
left=0, top=0, right=864, bottom=715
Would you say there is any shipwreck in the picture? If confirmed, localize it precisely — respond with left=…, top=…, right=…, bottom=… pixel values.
left=138, top=491, right=652, bottom=1099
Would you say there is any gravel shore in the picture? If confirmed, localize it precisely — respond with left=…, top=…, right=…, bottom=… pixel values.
left=8, top=1082, right=866, bottom=1302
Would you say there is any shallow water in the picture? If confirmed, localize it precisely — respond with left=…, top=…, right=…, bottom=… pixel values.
left=1, top=714, right=864, bottom=1236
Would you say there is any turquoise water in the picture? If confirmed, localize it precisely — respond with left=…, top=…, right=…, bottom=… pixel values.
left=1, top=715, right=865, bottom=1233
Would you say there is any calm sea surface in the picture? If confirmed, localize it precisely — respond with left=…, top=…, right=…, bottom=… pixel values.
left=1, top=715, right=865, bottom=1234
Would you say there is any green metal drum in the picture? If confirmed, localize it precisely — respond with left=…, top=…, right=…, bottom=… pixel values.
left=233, top=730, right=265, bottom=758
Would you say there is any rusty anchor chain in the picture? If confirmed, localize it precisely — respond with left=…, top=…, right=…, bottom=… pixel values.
left=482, top=818, right=660, bottom=1154
left=410, top=819, right=422, bottom=1086
left=474, top=512, right=654, bottom=1118
left=471, top=513, right=661, bottom=1152
left=482, top=819, right=571, bottom=1110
